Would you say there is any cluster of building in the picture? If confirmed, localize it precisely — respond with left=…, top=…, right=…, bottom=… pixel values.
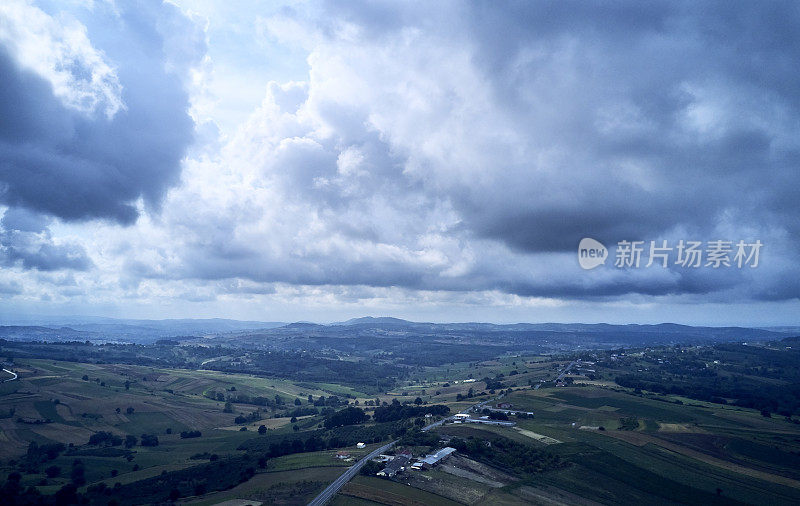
left=409, top=447, right=456, bottom=470
left=482, top=402, right=535, bottom=417
left=453, top=415, right=515, bottom=427
left=369, top=401, right=536, bottom=478
left=375, top=447, right=457, bottom=477
left=334, top=442, right=367, bottom=462
left=376, top=450, right=413, bottom=477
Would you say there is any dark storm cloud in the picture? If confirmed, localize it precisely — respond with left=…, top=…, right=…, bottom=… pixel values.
left=443, top=1, right=800, bottom=253
left=0, top=1, right=196, bottom=225
left=7, top=0, right=791, bottom=306
left=320, top=0, right=800, bottom=251
left=243, top=0, right=800, bottom=301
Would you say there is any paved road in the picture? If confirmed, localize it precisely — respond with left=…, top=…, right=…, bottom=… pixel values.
left=421, top=417, right=448, bottom=431
left=307, top=440, right=397, bottom=506
left=555, top=361, right=577, bottom=383
left=308, top=362, right=577, bottom=505
left=1, top=368, right=17, bottom=382
left=308, top=414, right=453, bottom=506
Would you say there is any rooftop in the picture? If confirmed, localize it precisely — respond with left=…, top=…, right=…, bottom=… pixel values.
left=419, top=447, right=456, bottom=466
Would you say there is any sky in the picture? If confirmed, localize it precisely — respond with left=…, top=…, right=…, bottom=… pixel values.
left=0, top=0, right=799, bottom=326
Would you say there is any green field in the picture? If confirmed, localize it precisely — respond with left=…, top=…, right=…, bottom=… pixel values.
left=428, top=385, right=800, bottom=505
left=3, top=352, right=800, bottom=505
left=343, top=476, right=463, bottom=506
left=185, top=467, right=345, bottom=505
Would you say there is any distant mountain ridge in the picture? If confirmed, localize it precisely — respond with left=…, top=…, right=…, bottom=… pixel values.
left=328, top=317, right=786, bottom=336
left=338, top=316, right=411, bottom=326
left=0, top=317, right=286, bottom=343
left=211, top=317, right=790, bottom=355
left=0, top=315, right=791, bottom=347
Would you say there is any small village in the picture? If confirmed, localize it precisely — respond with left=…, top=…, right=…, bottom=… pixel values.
left=341, top=397, right=538, bottom=481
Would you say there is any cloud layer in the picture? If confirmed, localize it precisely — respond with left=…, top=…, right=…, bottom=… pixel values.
left=0, top=0, right=197, bottom=224
left=0, top=0, right=798, bottom=322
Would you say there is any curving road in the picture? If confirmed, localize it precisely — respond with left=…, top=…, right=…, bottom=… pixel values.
left=1, top=368, right=17, bottom=382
